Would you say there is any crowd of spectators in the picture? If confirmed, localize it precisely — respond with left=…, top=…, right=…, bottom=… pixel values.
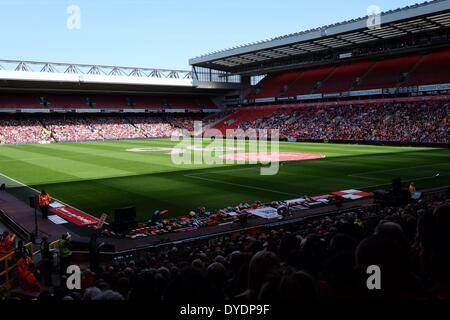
left=6, top=193, right=446, bottom=302
left=0, top=114, right=209, bottom=144
left=1, top=102, right=448, bottom=145
left=0, top=116, right=50, bottom=145
left=44, top=115, right=145, bottom=141
left=233, top=101, right=449, bottom=143
left=130, top=114, right=206, bottom=138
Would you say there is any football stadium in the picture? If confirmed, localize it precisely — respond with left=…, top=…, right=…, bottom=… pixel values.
left=0, top=0, right=449, bottom=309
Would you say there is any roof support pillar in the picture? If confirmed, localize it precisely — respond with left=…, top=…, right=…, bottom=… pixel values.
left=240, top=75, right=251, bottom=100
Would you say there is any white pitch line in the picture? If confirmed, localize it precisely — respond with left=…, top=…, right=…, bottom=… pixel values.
left=184, top=173, right=298, bottom=197
left=191, top=166, right=261, bottom=176
left=0, top=172, right=97, bottom=220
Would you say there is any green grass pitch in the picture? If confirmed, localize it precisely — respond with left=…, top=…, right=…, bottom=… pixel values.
left=0, top=138, right=449, bottom=222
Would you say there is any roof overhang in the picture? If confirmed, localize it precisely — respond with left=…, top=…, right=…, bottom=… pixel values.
left=190, top=0, right=450, bottom=73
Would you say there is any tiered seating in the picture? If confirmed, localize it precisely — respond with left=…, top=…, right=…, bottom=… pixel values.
left=354, top=55, right=421, bottom=90
left=403, top=49, right=450, bottom=86
left=0, top=94, right=217, bottom=109
left=212, top=108, right=274, bottom=133
left=11, top=192, right=449, bottom=301
left=46, top=95, right=87, bottom=108
left=0, top=113, right=209, bottom=144
left=48, top=95, right=128, bottom=109
left=88, top=95, right=127, bottom=108
left=128, top=96, right=164, bottom=108
left=0, top=94, right=42, bottom=108
left=247, top=49, right=450, bottom=99
left=280, top=67, right=335, bottom=96
left=212, top=100, right=450, bottom=144
left=167, top=97, right=200, bottom=109
left=0, top=114, right=50, bottom=144
left=320, top=61, right=374, bottom=93
left=250, top=71, right=302, bottom=99
left=197, top=97, right=217, bottom=108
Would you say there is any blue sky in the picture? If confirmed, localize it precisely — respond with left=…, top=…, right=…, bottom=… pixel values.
left=0, top=0, right=420, bottom=70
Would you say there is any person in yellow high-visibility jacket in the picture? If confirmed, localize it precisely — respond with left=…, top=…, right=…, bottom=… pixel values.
left=58, top=233, right=72, bottom=275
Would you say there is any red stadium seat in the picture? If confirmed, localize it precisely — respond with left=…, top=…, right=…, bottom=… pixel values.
left=249, top=71, right=302, bottom=99
left=282, top=67, right=335, bottom=96
left=0, top=94, right=42, bottom=108
left=354, top=55, right=421, bottom=90
left=320, top=61, right=374, bottom=93
left=403, top=49, right=450, bottom=86
left=0, top=94, right=217, bottom=110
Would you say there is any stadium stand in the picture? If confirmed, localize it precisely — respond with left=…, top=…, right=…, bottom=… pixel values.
left=128, top=95, right=164, bottom=109
left=82, top=95, right=126, bottom=109
left=212, top=108, right=273, bottom=133
left=354, top=55, right=422, bottom=90
left=403, top=49, right=450, bottom=86
left=320, top=61, right=375, bottom=93
left=0, top=115, right=49, bottom=145
left=250, top=71, right=303, bottom=99
left=0, top=113, right=210, bottom=144
left=212, top=100, right=450, bottom=144
left=247, top=48, right=450, bottom=99
left=0, top=94, right=42, bottom=109
left=282, top=67, right=335, bottom=97
left=46, top=95, right=90, bottom=109
left=1, top=99, right=448, bottom=145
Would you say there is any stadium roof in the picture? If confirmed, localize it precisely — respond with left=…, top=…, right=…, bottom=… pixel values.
left=190, top=0, right=450, bottom=74
left=0, top=59, right=240, bottom=94
left=0, top=59, right=193, bottom=83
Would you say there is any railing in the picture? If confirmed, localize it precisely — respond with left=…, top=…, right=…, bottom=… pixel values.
left=0, top=242, right=34, bottom=290
left=0, top=240, right=60, bottom=290
left=0, top=209, right=30, bottom=242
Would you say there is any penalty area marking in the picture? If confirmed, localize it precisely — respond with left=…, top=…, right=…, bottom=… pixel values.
left=183, top=153, right=325, bottom=196
left=222, top=152, right=325, bottom=162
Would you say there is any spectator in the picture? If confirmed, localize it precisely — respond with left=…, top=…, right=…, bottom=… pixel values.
left=39, top=236, right=53, bottom=287
left=88, top=233, right=104, bottom=273
left=17, top=252, right=41, bottom=293
left=58, top=233, right=72, bottom=275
